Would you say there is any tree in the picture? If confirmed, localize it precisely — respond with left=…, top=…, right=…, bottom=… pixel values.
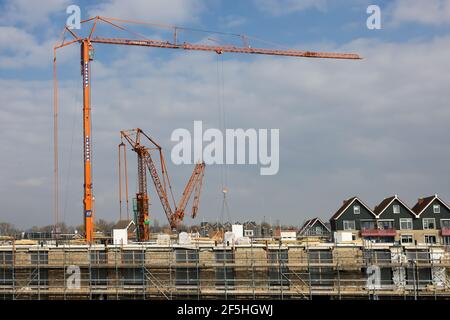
left=0, top=223, right=20, bottom=236
left=95, top=219, right=115, bottom=232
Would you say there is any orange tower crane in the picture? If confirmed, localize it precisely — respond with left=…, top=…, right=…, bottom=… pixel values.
left=120, top=128, right=205, bottom=240
left=53, top=16, right=361, bottom=242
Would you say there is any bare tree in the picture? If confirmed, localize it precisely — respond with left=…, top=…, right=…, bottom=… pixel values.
left=0, top=222, right=20, bottom=236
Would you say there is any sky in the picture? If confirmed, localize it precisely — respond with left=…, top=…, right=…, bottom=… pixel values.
left=1, top=0, right=450, bottom=229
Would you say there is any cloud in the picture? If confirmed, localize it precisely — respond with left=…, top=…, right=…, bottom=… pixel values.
left=253, top=0, right=327, bottom=16
left=0, top=0, right=77, bottom=70
left=0, top=0, right=69, bottom=29
left=2, top=29, right=450, bottom=227
left=389, top=0, right=450, bottom=26
left=88, top=0, right=205, bottom=25
left=0, top=26, right=58, bottom=69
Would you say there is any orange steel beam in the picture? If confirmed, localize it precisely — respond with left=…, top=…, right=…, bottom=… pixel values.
left=81, top=40, right=94, bottom=242
left=53, top=16, right=361, bottom=242
left=173, top=162, right=205, bottom=223
left=90, top=37, right=361, bottom=59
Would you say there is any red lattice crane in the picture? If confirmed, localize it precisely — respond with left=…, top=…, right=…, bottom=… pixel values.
left=53, top=16, right=361, bottom=242
left=120, top=128, right=205, bottom=241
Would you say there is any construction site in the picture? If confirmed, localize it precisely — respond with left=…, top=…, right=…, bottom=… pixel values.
left=1, top=238, right=450, bottom=300
left=2, top=8, right=450, bottom=303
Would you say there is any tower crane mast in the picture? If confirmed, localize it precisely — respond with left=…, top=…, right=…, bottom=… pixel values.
left=53, top=16, right=361, bottom=242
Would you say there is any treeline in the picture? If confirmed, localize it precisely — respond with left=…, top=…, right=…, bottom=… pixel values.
left=0, top=220, right=300, bottom=237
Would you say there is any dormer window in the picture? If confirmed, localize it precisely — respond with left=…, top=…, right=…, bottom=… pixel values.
left=353, top=205, right=360, bottom=215
left=393, top=204, right=400, bottom=214
left=433, top=204, right=440, bottom=214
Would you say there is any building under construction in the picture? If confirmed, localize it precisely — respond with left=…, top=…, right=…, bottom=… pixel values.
left=1, top=238, right=450, bottom=300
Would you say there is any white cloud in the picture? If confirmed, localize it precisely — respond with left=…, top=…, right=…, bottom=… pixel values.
left=2, top=31, right=450, bottom=227
left=0, top=26, right=57, bottom=69
left=253, top=0, right=327, bottom=16
left=88, top=0, right=205, bottom=25
left=389, top=0, right=450, bottom=26
left=0, top=0, right=69, bottom=29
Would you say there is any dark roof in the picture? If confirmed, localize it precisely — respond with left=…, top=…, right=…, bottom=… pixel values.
left=298, top=218, right=330, bottom=235
left=330, top=196, right=357, bottom=220
left=410, top=195, right=450, bottom=216
left=298, top=219, right=313, bottom=234
left=330, top=196, right=376, bottom=220
left=412, top=196, right=436, bottom=215
left=374, top=196, right=396, bottom=215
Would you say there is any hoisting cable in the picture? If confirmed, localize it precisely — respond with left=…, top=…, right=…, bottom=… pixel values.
left=216, top=53, right=232, bottom=224
left=61, top=90, right=79, bottom=227
left=118, top=142, right=123, bottom=220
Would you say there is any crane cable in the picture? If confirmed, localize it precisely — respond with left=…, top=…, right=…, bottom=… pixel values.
left=216, top=54, right=232, bottom=225
left=118, top=141, right=131, bottom=221
left=61, top=90, right=79, bottom=227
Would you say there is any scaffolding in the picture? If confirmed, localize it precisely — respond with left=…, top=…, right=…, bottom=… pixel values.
left=0, top=242, right=450, bottom=300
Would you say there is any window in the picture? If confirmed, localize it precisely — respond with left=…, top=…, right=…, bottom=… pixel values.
left=424, top=235, right=436, bottom=244
left=215, top=251, right=235, bottom=287
left=0, top=268, right=13, bottom=286
left=443, top=236, right=450, bottom=245
left=0, top=252, right=13, bottom=265
left=308, top=250, right=333, bottom=287
left=378, top=220, right=394, bottom=230
left=90, top=251, right=107, bottom=264
left=315, top=226, right=322, bottom=235
left=175, top=250, right=199, bottom=263
left=268, top=250, right=289, bottom=286
left=244, top=230, right=254, bottom=237
left=423, top=218, right=436, bottom=230
left=91, top=268, right=108, bottom=286
left=393, top=204, right=400, bottom=214
left=121, top=268, right=144, bottom=286
left=175, top=250, right=199, bottom=286
left=30, top=269, right=48, bottom=287
left=375, top=250, right=390, bottom=263
left=343, top=220, right=356, bottom=230
left=361, top=220, right=376, bottom=230
left=31, top=251, right=48, bottom=265
left=405, top=249, right=432, bottom=287
left=353, top=205, right=360, bottom=215
left=401, top=235, right=413, bottom=244
left=400, top=218, right=413, bottom=230
left=433, top=204, right=440, bottom=214
left=406, top=250, right=429, bottom=263
left=441, top=219, right=450, bottom=229
left=308, top=250, right=333, bottom=263
left=122, top=251, right=144, bottom=264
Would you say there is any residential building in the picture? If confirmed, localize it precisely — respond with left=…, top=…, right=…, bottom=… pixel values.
left=298, top=218, right=331, bottom=240
left=330, top=194, right=450, bottom=245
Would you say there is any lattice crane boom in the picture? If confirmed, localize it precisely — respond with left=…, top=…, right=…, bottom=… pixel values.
left=120, top=128, right=206, bottom=240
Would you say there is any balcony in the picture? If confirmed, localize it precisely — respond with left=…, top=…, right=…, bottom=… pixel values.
left=441, top=228, right=450, bottom=236
left=360, top=228, right=396, bottom=237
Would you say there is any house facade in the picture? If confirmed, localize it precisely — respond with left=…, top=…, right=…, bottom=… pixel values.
left=330, top=194, right=450, bottom=245
left=412, top=195, right=450, bottom=245
left=330, top=197, right=377, bottom=241
left=298, top=218, right=331, bottom=240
